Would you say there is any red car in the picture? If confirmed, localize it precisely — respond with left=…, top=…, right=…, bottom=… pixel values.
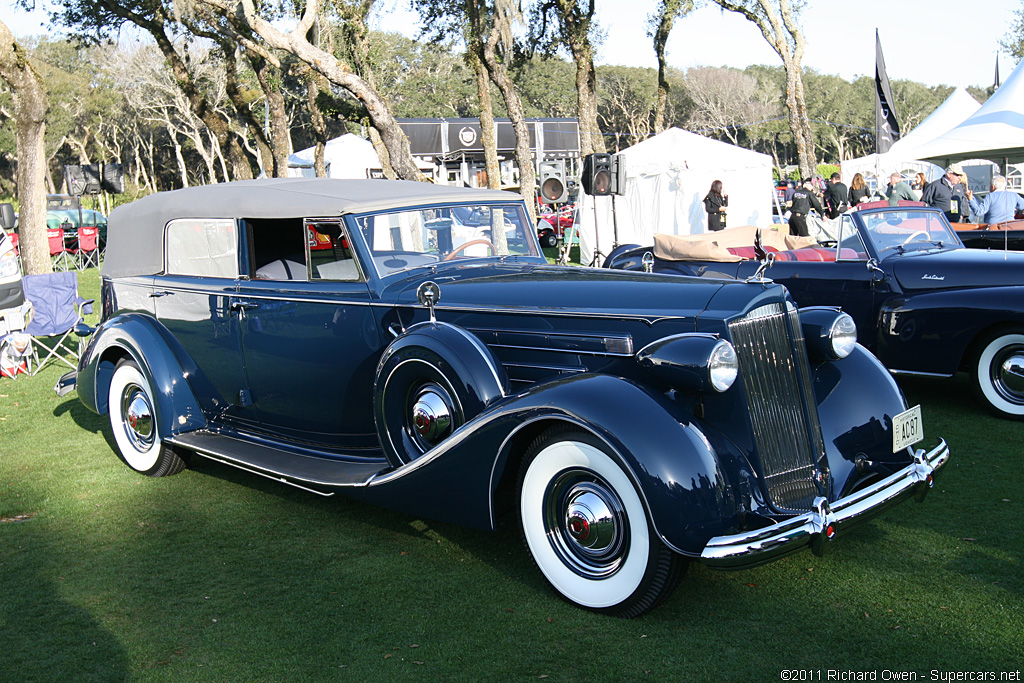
left=536, top=204, right=576, bottom=248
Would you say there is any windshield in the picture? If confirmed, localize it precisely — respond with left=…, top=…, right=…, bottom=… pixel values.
left=353, top=202, right=540, bottom=277
left=861, top=210, right=958, bottom=256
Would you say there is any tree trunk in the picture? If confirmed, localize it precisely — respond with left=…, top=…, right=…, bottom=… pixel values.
left=570, top=40, right=605, bottom=155
left=0, top=19, right=51, bottom=275
left=225, top=0, right=425, bottom=181
left=250, top=56, right=292, bottom=177
left=472, top=52, right=501, bottom=189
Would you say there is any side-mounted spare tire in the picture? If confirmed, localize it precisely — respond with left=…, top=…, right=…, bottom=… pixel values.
left=374, top=322, right=509, bottom=468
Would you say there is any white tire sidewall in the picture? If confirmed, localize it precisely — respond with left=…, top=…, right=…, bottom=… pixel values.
left=521, top=439, right=649, bottom=609
left=109, top=363, right=161, bottom=472
left=977, top=333, right=1024, bottom=417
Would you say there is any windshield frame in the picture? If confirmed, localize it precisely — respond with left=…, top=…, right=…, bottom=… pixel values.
left=856, top=208, right=962, bottom=259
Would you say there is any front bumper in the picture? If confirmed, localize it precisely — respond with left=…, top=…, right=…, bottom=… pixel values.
left=701, top=439, right=950, bottom=569
left=55, top=370, right=77, bottom=397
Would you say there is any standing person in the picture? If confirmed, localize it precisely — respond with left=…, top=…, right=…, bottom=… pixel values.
left=848, top=173, right=871, bottom=206
left=823, top=172, right=849, bottom=219
left=886, top=172, right=916, bottom=206
left=784, top=180, right=797, bottom=209
left=789, top=179, right=824, bottom=237
left=950, top=171, right=970, bottom=222
left=913, top=172, right=928, bottom=200
left=703, top=180, right=728, bottom=232
left=921, top=164, right=965, bottom=222
left=968, top=175, right=1024, bottom=224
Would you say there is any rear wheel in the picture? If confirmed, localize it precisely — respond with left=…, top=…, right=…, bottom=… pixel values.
left=539, top=231, right=557, bottom=248
left=108, top=359, right=186, bottom=476
left=518, top=427, right=686, bottom=617
left=972, top=328, right=1024, bottom=420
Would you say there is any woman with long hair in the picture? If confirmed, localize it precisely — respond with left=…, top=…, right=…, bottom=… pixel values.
left=704, top=180, right=728, bottom=232
left=849, top=173, right=871, bottom=206
left=913, top=172, right=927, bottom=200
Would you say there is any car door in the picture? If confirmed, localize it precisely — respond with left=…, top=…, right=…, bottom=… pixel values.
left=235, top=217, right=384, bottom=450
left=755, top=217, right=892, bottom=350
left=154, top=218, right=257, bottom=425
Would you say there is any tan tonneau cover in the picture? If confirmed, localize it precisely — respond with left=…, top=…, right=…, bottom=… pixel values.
left=653, top=226, right=818, bottom=262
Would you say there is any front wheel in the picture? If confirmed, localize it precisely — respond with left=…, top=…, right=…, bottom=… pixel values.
left=518, top=427, right=686, bottom=617
left=972, top=328, right=1024, bottom=420
left=108, top=359, right=187, bottom=476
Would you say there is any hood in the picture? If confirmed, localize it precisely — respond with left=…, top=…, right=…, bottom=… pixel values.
left=383, top=262, right=752, bottom=325
left=891, top=248, right=1024, bottom=292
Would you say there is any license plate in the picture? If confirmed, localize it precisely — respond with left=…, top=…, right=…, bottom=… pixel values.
left=893, top=405, right=924, bottom=452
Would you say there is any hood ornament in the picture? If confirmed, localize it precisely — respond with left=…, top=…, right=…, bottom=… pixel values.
left=745, top=228, right=775, bottom=284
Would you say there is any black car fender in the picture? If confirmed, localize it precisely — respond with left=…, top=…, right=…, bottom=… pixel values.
left=354, top=372, right=742, bottom=557
left=878, top=286, right=1024, bottom=375
left=77, top=313, right=206, bottom=436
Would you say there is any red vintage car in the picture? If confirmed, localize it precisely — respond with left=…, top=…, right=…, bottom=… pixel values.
left=536, top=204, right=577, bottom=248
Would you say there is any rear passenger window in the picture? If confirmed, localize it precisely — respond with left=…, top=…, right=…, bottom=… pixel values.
left=166, top=219, right=238, bottom=278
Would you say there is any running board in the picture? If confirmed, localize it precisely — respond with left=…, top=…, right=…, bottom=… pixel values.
left=168, top=431, right=389, bottom=496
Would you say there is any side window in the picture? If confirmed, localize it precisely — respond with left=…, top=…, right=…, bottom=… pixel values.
left=836, top=216, right=868, bottom=260
left=249, top=218, right=308, bottom=281
left=307, top=220, right=360, bottom=281
left=166, top=219, right=238, bottom=277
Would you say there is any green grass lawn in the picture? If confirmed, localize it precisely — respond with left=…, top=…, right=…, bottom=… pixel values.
left=1, top=269, right=1021, bottom=682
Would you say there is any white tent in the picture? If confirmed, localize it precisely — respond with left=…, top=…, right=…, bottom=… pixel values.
left=908, top=58, right=1024, bottom=166
left=578, top=128, right=774, bottom=266
left=840, top=87, right=981, bottom=183
left=288, top=134, right=433, bottom=179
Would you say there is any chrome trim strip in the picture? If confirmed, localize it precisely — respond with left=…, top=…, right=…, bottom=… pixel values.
left=470, top=327, right=635, bottom=357
left=700, top=438, right=949, bottom=569
left=189, top=451, right=337, bottom=497
left=888, top=369, right=955, bottom=378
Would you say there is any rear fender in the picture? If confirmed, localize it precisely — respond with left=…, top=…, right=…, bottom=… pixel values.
left=353, top=373, right=740, bottom=556
left=77, top=313, right=206, bottom=436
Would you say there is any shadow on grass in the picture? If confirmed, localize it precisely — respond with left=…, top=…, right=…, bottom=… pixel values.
left=1, top=527, right=129, bottom=681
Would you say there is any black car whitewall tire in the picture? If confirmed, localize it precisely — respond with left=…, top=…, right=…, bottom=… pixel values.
left=108, top=359, right=186, bottom=476
left=519, top=427, right=686, bottom=617
left=973, top=328, right=1024, bottom=420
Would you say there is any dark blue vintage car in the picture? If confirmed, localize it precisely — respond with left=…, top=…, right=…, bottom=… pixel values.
left=59, top=179, right=948, bottom=617
left=607, top=206, right=1024, bottom=421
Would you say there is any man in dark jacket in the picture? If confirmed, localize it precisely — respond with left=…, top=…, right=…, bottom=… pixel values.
left=823, top=172, right=849, bottom=219
left=922, top=164, right=967, bottom=222
left=789, top=180, right=825, bottom=237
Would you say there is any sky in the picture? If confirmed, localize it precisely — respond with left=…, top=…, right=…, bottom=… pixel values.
left=3, top=0, right=1019, bottom=90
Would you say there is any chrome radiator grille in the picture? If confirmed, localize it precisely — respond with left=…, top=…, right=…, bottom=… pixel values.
left=727, top=302, right=826, bottom=512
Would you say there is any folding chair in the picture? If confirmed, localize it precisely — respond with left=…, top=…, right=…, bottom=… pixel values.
left=75, top=225, right=100, bottom=270
left=22, top=272, right=93, bottom=375
left=47, top=228, right=75, bottom=271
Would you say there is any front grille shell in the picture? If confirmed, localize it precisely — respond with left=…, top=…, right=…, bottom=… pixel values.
left=728, top=302, right=828, bottom=512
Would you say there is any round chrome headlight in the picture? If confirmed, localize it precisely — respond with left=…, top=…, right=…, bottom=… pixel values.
left=708, top=340, right=738, bottom=392
left=829, top=313, right=858, bottom=359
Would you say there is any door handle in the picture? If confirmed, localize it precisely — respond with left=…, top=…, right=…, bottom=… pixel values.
left=230, top=300, right=260, bottom=312
left=149, top=290, right=172, bottom=298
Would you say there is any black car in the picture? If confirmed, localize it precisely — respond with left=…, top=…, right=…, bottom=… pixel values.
left=59, top=179, right=948, bottom=616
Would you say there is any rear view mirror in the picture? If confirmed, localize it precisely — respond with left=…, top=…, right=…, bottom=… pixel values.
left=0, top=203, right=14, bottom=230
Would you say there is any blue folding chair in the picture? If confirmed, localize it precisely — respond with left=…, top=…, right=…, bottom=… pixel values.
left=23, top=272, right=93, bottom=375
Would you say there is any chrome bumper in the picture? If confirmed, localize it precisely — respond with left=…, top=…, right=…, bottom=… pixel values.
left=55, top=370, right=77, bottom=397
left=701, top=439, right=949, bottom=569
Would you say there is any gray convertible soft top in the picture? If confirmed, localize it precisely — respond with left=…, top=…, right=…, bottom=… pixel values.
left=103, top=178, right=524, bottom=278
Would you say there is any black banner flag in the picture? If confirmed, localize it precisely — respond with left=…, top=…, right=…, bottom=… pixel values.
left=875, top=29, right=900, bottom=154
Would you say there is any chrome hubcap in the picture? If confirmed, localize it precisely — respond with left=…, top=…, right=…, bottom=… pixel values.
left=545, top=473, right=627, bottom=579
left=997, top=352, right=1024, bottom=401
left=122, top=385, right=154, bottom=451
left=410, top=384, right=453, bottom=448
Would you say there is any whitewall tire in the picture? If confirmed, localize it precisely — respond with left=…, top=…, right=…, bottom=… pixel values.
left=973, top=329, right=1024, bottom=420
left=518, top=427, right=685, bottom=617
left=108, top=359, right=186, bottom=476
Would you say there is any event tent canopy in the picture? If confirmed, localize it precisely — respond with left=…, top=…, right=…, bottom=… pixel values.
left=288, top=134, right=433, bottom=179
left=907, top=58, right=1024, bottom=166
left=840, top=87, right=980, bottom=183
left=578, top=128, right=774, bottom=266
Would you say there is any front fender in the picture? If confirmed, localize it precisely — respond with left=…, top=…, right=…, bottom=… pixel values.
left=77, top=313, right=206, bottom=437
left=878, top=286, right=1024, bottom=375
left=350, top=373, right=739, bottom=556
left=811, top=345, right=914, bottom=498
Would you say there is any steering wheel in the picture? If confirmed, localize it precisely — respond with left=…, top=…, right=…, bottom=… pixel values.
left=902, top=230, right=929, bottom=245
left=443, top=239, right=496, bottom=261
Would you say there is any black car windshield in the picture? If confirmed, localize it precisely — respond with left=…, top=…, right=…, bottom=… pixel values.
left=861, top=210, right=958, bottom=256
left=354, top=202, right=540, bottom=277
